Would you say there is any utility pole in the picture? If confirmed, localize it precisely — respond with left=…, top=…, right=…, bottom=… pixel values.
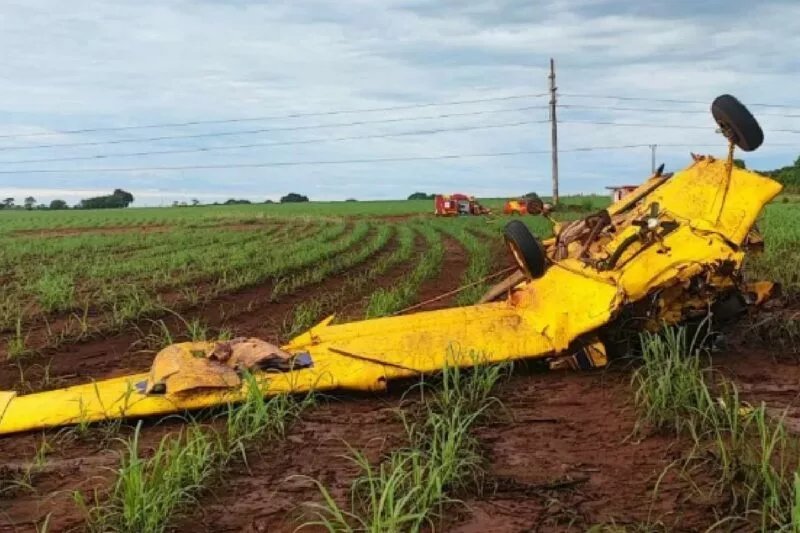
left=548, top=58, right=559, bottom=206
left=649, top=144, right=657, bottom=174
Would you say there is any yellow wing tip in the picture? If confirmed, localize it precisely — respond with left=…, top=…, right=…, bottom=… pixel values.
left=283, top=314, right=337, bottom=349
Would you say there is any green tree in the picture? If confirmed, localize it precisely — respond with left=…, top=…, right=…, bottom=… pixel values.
left=280, top=193, right=309, bottom=203
left=112, top=189, right=135, bottom=206
left=733, top=159, right=746, bottom=169
left=23, top=196, right=36, bottom=210
left=49, top=199, right=68, bottom=210
left=2, top=197, right=14, bottom=209
left=78, top=189, right=135, bottom=209
left=191, top=198, right=200, bottom=206
left=407, top=192, right=433, bottom=200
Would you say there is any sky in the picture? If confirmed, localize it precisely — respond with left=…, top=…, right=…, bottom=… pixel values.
left=0, top=0, right=798, bottom=207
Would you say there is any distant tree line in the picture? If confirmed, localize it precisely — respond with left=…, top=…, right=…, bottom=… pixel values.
left=0, top=189, right=317, bottom=211
left=205, top=193, right=310, bottom=205
left=0, top=189, right=135, bottom=211
left=76, top=189, right=135, bottom=209
left=756, top=156, right=800, bottom=192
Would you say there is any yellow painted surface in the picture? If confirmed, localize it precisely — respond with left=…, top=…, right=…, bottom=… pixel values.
left=0, top=155, right=785, bottom=436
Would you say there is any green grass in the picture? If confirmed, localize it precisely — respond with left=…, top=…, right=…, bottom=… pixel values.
left=746, top=202, right=800, bottom=293
left=631, top=325, right=716, bottom=436
left=0, top=190, right=614, bottom=358
left=437, top=223, right=496, bottom=306
left=221, top=372, right=314, bottom=464
left=633, top=325, right=800, bottom=532
left=363, top=222, right=445, bottom=318
left=298, top=350, right=509, bottom=532
left=79, top=420, right=217, bottom=533
left=78, top=376, right=312, bottom=533
left=0, top=194, right=609, bottom=231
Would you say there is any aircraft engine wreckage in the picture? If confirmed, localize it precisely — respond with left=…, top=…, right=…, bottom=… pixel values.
left=0, top=94, right=784, bottom=436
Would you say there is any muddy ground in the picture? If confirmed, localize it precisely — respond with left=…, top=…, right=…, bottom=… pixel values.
left=1, top=225, right=798, bottom=533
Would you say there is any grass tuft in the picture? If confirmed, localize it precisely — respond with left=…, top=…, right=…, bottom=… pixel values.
left=81, top=420, right=216, bottom=533
left=298, top=353, right=509, bottom=532
left=633, top=323, right=800, bottom=532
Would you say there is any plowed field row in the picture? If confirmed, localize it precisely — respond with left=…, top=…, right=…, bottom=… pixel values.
left=0, top=216, right=511, bottom=533
left=3, top=202, right=800, bottom=533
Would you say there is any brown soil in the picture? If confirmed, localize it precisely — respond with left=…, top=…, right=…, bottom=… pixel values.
left=10, top=224, right=173, bottom=237
left=120, top=365, right=722, bottom=533
left=348, top=214, right=430, bottom=223
left=0, top=222, right=309, bottom=339
left=332, top=230, right=429, bottom=323
left=0, top=225, right=406, bottom=393
left=8, top=222, right=287, bottom=239
left=448, top=368, right=714, bottom=532
left=410, top=233, right=471, bottom=312
left=3, top=225, right=798, bottom=532
left=0, top=344, right=793, bottom=532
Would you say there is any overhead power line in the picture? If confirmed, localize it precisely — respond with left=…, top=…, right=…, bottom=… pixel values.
left=0, top=144, right=658, bottom=174
left=0, top=120, right=548, bottom=165
left=559, top=104, right=800, bottom=118
left=0, top=105, right=548, bottom=152
left=0, top=116, right=793, bottom=167
left=559, top=119, right=800, bottom=133
left=0, top=92, right=549, bottom=140
left=561, top=93, right=800, bottom=110
left=4, top=142, right=788, bottom=175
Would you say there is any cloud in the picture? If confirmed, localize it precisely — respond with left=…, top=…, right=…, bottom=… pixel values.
left=0, top=0, right=797, bottom=205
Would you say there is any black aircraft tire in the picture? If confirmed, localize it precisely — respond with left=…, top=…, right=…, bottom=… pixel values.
left=711, top=94, right=764, bottom=152
left=503, top=220, right=547, bottom=280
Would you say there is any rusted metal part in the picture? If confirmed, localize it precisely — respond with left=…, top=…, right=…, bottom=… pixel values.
left=577, top=210, right=612, bottom=259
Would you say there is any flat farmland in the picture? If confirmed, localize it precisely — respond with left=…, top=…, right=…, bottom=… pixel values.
left=2, top=197, right=800, bottom=533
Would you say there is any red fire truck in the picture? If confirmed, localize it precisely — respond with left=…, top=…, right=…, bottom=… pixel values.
left=433, top=194, right=491, bottom=216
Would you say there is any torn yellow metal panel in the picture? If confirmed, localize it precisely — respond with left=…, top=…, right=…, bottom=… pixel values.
left=645, top=158, right=782, bottom=245
left=617, top=227, right=744, bottom=301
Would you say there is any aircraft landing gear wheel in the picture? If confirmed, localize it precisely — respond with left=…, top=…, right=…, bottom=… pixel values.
left=503, top=220, right=547, bottom=280
left=711, top=94, right=763, bottom=152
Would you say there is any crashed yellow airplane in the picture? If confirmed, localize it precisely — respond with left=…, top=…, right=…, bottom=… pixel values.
left=0, top=94, right=784, bottom=436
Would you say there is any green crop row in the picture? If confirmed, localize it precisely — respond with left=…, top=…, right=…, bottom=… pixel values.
left=282, top=224, right=418, bottom=338
left=363, top=222, right=445, bottom=318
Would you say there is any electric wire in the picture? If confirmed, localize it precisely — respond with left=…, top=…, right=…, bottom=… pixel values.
left=0, top=105, right=548, bottom=152
left=0, top=93, right=550, bottom=140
